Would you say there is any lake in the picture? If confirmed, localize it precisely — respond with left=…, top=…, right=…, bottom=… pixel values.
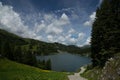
left=36, top=53, right=91, bottom=72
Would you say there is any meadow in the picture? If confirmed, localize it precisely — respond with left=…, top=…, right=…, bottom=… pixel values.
left=0, top=58, right=68, bottom=80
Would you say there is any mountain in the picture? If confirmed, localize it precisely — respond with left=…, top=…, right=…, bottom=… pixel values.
left=0, top=29, right=90, bottom=55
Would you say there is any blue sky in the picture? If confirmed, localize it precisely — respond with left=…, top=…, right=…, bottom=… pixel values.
left=0, top=0, right=102, bottom=46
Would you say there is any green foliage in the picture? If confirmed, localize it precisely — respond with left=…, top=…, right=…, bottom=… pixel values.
left=0, top=29, right=27, bottom=45
left=91, top=0, right=120, bottom=67
left=46, top=59, right=52, bottom=70
left=37, top=59, right=52, bottom=70
left=13, top=46, right=23, bottom=62
left=0, top=58, right=68, bottom=80
left=23, top=51, right=37, bottom=67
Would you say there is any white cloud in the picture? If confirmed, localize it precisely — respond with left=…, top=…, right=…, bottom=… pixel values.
left=84, top=12, right=96, bottom=26
left=86, top=37, right=91, bottom=45
left=43, top=14, right=56, bottom=23
left=55, top=8, right=73, bottom=13
left=47, top=35, right=54, bottom=42
left=34, top=13, right=70, bottom=35
left=62, top=33, right=77, bottom=44
left=46, top=25, right=63, bottom=35
left=57, top=36, right=66, bottom=42
left=34, top=21, right=46, bottom=33
left=65, top=34, right=72, bottom=39
left=34, top=36, right=43, bottom=40
left=0, top=2, right=36, bottom=38
left=78, top=32, right=85, bottom=40
left=44, top=13, right=70, bottom=35
left=63, top=32, right=85, bottom=45
left=60, top=13, right=70, bottom=25
left=0, top=2, right=70, bottom=40
left=33, top=13, right=71, bottom=42
left=68, top=28, right=76, bottom=34
left=84, top=37, right=91, bottom=45
left=0, top=2, right=88, bottom=46
left=69, top=38, right=77, bottom=44
left=90, top=12, right=96, bottom=21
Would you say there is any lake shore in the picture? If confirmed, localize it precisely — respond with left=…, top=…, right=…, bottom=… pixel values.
left=37, top=53, right=91, bottom=72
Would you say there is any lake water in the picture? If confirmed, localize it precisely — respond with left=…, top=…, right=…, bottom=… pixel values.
left=36, top=53, right=91, bottom=72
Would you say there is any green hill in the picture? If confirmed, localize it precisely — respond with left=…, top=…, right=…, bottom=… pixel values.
left=0, top=29, right=90, bottom=55
left=0, top=58, right=68, bottom=80
left=0, top=29, right=27, bottom=45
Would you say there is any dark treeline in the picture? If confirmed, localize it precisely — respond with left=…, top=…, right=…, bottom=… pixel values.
left=91, top=0, right=120, bottom=67
left=0, top=40, right=51, bottom=70
left=0, top=29, right=53, bottom=70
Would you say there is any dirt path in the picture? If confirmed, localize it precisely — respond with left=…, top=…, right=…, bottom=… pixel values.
left=68, top=67, right=87, bottom=80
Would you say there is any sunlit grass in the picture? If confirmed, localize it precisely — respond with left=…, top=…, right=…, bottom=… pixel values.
left=0, top=58, right=68, bottom=80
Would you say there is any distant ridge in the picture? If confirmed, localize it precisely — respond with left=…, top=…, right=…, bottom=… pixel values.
left=0, top=28, right=90, bottom=55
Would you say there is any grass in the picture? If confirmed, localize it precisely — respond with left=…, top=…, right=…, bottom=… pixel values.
left=0, top=58, right=68, bottom=80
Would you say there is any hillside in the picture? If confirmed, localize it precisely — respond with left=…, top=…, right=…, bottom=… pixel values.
left=0, top=58, right=68, bottom=80
left=0, top=29, right=27, bottom=45
left=81, top=53, right=120, bottom=80
left=0, top=29, right=90, bottom=55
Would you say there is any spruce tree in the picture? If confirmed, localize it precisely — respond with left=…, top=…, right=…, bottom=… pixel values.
left=14, top=46, right=23, bottom=62
left=46, top=59, right=51, bottom=70
left=91, top=0, right=120, bottom=67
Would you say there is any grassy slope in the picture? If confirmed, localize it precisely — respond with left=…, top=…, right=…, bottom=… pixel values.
left=0, top=58, right=68, bottom=80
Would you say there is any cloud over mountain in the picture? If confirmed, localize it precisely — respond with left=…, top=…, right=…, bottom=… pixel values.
left=0, top=2, right=90, bottom=46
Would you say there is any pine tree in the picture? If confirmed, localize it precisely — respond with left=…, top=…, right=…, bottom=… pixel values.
left=14, top=46, right=23, bottom=62
left=1, top=42, right=13, bottom=59
left=91, top=0, right=120, bottom=67
left=46, top=59, right=51, bottom=70
left=24, top=50, right=37, bottom=66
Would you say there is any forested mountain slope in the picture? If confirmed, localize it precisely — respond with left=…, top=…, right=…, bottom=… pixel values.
left=0, top=28, right=90, bottom=55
